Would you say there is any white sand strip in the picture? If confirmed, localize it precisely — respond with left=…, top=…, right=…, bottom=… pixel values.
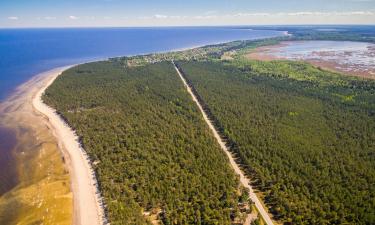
left=32, top=67, right=105, bottom=225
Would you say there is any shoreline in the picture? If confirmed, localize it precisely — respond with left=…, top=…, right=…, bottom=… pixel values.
left=0, top=35, right=287, bottom=225
left=0, top=30, right=372, bottom=224
left=0, top=68, right=74, bottom=225
left=31, top=66, right=105, bottom=225
left=246, top=40, right=375, bottom=80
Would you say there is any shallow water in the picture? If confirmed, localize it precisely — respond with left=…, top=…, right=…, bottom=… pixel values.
left=0, top=127, right=17, bottom=195
left=271, top=41, right=375, bottom=76
left=0, top=27, right=284, bottom=196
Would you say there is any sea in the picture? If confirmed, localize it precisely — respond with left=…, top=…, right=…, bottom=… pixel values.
left=0, top=27, right=285, bottom=101
left=0, top=27, right=284, bottom=195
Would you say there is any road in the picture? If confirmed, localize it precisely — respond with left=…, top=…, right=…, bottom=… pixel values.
left=173, top=62, right=274, bottom=225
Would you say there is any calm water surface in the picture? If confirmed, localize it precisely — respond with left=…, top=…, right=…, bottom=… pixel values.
left=272, top=41, right=375, bottom=74
left=0, top=127, right=17, bottom=195
left=0, top=27, right=284, bottom=195
left=0, top=27, right=284, bottom=101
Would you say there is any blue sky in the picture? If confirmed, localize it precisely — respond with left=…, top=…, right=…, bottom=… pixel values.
left=1, top=0, right=375, bottom=27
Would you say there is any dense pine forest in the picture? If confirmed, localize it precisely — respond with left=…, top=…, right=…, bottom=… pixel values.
left=43, top=62, right=251, bottom=224
left=42, top=33, right=375, bottom=225
left=177, top=60, right=375, bottom=224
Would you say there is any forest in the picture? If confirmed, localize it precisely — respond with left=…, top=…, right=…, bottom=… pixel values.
left=177, top=60, right=375, bottom=224
left=43, top=61, right=251, bottom=224
left=42, top=31, right=375, bottom=225
left=244, top=25, right=375, bottom=43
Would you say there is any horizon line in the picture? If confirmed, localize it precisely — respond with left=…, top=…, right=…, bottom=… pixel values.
left=1, top=23, right=375, bottom=29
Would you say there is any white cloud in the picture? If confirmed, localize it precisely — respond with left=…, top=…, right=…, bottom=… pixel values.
left=138, top=16, right=151, bottom=19
left=232, top=13, right=271, bottom=17
left=154, top=14, right=168, bottom=19
left=283, top=11, right=375, bottom=16
left=204, top=10, right=218, bottom=15
left=223, top=11, right=375, bottom=18
left=193, top=15, right=218, bottom=19
left=69, top=15, right=79, bottom=20
left=140, top=10, right=375, bottom=22
left=336, top=11, right=374, bottom=15
left=8, top=16, right=19, bottom=20
left=136, top=10, right=370, bottom=25
left=152, top=14, right=186, bottom=19
left=44, top=16, right=56, bottom=20
left=285, top=12, right=323, bottom=16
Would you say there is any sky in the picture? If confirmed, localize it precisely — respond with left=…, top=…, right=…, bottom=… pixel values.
left=1, top=0, right=375, bottom=28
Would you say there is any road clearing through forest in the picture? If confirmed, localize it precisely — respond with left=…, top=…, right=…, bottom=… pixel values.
left=173, top=62, right=274, bottom=225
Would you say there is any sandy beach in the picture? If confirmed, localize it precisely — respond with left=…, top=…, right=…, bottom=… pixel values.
left=31, top=67, right=105, bottom=225
left=0, top=66, right=104, bottom=225
left=0, top=69, right=74, bottom=225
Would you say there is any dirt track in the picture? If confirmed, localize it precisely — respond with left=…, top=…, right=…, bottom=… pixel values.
left=173, top=62, right=274, bottom=225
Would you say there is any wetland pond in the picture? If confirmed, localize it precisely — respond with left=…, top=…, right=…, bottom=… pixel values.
left=249, top=41, right=375, bottom=79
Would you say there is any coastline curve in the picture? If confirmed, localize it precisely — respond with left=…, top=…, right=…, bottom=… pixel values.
left=32, top=67, right=106, bottom=225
